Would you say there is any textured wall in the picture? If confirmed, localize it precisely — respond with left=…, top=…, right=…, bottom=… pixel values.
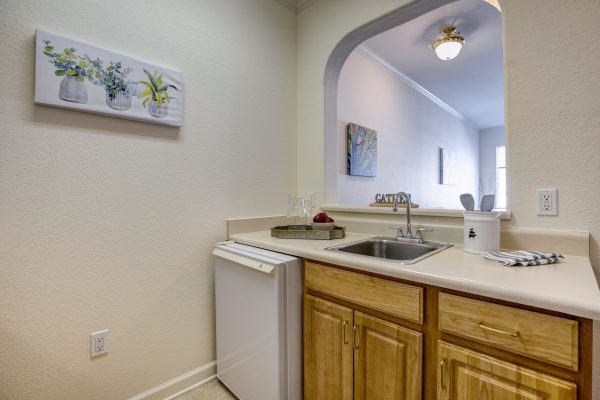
left=298, top=0, right=599, bottom=396
left=297, top=0, right=414, bottom=198
left=478, top=126, right=505, bottom=200
left=501, top=1, right=600, bottom=393
left=502, top=0, right=600, bottom=275
left=0, top=1, right=296, bottom=399
left=337, top=50, right=479, bottom=208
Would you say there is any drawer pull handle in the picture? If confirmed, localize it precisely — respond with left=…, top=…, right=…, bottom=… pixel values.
left=342, top=321, right=349, bottom=344
left=440, top=359, right=447, bottom=390
left=478, top=321, right=521, bottom=337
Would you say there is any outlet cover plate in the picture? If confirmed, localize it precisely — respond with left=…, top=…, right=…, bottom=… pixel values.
left=537, top=189, right=557, bottom=216
left=90, top=329, right=108, bottom=357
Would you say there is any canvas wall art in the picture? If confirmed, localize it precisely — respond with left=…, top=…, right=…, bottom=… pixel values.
left=35, top=29, right=184, bottom=127
left=439, top=147, right=457, bottom=185
left=347, top=123, right=377, bottom=177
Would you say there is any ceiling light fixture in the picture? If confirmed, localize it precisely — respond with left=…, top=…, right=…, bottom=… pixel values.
left=483, top=0, right=501, bottom=12
left=432, top=26, right=465, bottom=61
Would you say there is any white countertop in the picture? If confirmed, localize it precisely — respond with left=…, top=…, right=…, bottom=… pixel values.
left=229, top=230, right=600, bottom=320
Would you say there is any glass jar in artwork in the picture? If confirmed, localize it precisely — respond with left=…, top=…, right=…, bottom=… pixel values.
left=105, top=90, right=132, bottom=111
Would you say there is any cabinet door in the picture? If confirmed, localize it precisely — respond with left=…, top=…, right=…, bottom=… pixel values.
left=437, top=341, right=577, bottom=400
left=354, top=311, right=423, bottom=400
left=304, top=294, right=353, bottom=400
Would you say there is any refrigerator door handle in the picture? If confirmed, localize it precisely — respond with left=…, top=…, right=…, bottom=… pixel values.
left=213, top=248, right=275, bottom=275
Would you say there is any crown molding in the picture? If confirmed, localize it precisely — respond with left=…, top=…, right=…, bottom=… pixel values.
left=355, top=44, right=468, bottom=123
left=274, top=0, right=320, bottom=13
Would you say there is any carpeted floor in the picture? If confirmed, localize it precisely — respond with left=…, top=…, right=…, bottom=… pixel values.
left=175, top=379, right=237, bottom=400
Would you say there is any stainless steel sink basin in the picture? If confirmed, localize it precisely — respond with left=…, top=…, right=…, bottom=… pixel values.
left=325, top=236, right=452, bottom=264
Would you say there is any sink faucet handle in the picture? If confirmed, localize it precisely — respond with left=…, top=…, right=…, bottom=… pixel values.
left=415, top=227, right=433, bottom=241
left=387, top=225, right=405, bottom=240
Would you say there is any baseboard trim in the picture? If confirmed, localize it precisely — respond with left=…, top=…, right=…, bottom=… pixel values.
left=127, top=361, right=217, bottom=400
left=162, top=373, right=217, bottom=400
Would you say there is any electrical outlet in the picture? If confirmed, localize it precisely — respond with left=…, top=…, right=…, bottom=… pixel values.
left=537, top=189, right=557, bottom=216
left=90, top=330, right=108, bottom=357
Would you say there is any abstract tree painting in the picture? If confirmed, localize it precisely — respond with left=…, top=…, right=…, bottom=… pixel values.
left=347, top=123, right=377, bottom=177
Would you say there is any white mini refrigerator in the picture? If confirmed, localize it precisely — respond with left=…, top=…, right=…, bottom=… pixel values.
left=213, top=241, right=302, bottom=400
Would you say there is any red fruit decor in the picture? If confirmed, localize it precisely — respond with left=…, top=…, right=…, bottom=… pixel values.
left=313, top=212, right=334, bottom=223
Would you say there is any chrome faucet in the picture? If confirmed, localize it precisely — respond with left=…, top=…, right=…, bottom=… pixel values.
left=388, top=191, right=433, bottom=243
left=393, top=192, right=413, bottom=238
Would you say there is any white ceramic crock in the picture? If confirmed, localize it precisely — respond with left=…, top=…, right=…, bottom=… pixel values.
left=463, top=211, right=502, bottom=254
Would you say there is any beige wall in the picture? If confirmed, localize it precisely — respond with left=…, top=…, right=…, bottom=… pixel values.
left=2, top=0, right=599, bottom=398
left=298, top=0, right=599, bottom=396
left=0, top=0, right=296, bottom=399
left=299, top=0, right=600, bottom=273
left=337, top=50, right=480, bottom=208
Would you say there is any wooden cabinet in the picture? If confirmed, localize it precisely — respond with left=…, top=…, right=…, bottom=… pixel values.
left=303, top=261, right=592, bottom=399
left=303, top=294, right=423, bottom=400
left=303, top=294, right=353, bottom=400
left=354, top=311, right=422, bottom=400
left=439, top=293, right=579, bottom=370
left=437, top=341, right=577, bottom=400
left=305, top=261, right=423, bottom=323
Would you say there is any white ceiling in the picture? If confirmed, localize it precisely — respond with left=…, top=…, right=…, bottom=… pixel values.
left=362, top=0, right=504, bottom=129
left=274, top=0, right=319, bottom=13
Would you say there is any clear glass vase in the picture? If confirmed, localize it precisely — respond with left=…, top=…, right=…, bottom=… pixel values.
left=287, top=197, right=308, bottom=230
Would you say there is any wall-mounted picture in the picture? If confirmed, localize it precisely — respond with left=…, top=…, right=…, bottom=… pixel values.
left=347, top=123, right=377, bottom=177
left=439, top=147, right=457, bottom=185
left=34, top=29, right=184, bottom=127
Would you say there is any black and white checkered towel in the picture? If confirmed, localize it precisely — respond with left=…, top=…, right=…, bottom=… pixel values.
left=482, top=250, right=564, bottom=266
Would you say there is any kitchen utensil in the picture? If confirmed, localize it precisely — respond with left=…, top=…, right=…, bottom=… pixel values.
left=460, top=193, right=475, bottom=211
left=480, top=194, right=496, bottom=212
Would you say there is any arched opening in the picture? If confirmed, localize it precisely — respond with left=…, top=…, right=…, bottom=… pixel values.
left=324, top=0, right=505, bottom=211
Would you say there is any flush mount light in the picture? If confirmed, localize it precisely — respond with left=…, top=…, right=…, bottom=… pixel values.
left=483, top=0, right=501, bottom=12
left=432, top=26, right=465, bottom=61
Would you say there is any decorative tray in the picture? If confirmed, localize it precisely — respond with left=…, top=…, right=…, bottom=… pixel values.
left=270, top=225, right=346, bottom=240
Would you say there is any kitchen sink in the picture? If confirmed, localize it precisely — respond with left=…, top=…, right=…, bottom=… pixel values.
left=325, top=236, right=452, bottom=264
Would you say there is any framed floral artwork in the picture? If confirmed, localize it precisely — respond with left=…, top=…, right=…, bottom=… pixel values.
left=34, top=29, right=184, bottom=127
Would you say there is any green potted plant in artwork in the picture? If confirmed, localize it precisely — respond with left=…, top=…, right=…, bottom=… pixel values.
left=42, top=40, right=90, bottom=104
left=86, top=57, right=137, bottom=111
left=138, top=69, right=178, bottom=118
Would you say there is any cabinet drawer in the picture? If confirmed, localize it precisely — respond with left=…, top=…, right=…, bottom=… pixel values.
left=438, top=293, right=578, bottom=370
left=304, top=261, right=423, bottom=323
left=438, top=341, right=577, bottom=400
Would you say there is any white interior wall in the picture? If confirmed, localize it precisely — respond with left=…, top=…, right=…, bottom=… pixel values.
left=1, top=0, right=599, bottom=398
left=0, top=1, right=296, bottom=399
left=298, top=1, right=600, bottom=396
left=337, top=50, right=479, bottom=208
left=479, top=125, right=505, bottom=198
